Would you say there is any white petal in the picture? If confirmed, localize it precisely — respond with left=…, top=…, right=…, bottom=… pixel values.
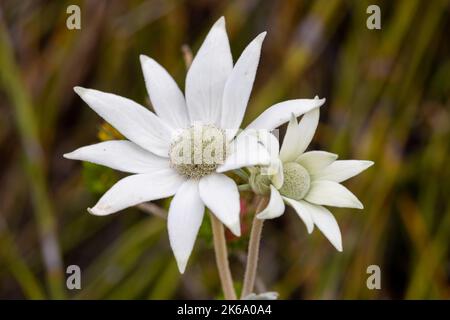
left=221, top=32, right=266, bottom=138
left=88, top=169, right=184, bottom=216
left=185, top=17, right=233, bottom=126
left=74, top=87, right=172, bottom=157
left=168, top=180, right=205, bottom=273
left=280, top=108, right=320, bottom=162
left=64, top=140, right=169, bottom=173
left=256, top=186, right=285, bottom=220
left=305, top=203, right=342, bottom=251
left=311, top=160, right=374, bottom=183
left=296, top=107, right=320, bottom=155
left=282, top=197, right=314, bottom=233
left=304, top=180, right=363, bottom=209
left=296, top=151, right=337, bottom=174
left=279, top=114, right=301, bottom=162
left=216, top=133, right=270, bottom=173
left=246, top=97, right=325, bottom=131
left=198, top=173, right=240, bottom=236
left=140, top=55, right=190, bottom=128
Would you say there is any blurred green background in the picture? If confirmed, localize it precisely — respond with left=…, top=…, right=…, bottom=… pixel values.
left=0, top=0, right=449, bottom=299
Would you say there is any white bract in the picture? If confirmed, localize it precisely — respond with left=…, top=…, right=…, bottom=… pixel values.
left=64, top=17, right=325, bottom=273
left=251, top=109, right=373, bottom=251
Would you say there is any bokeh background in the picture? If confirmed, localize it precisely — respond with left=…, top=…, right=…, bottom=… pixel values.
left=0, top=0, right=449, bottom=299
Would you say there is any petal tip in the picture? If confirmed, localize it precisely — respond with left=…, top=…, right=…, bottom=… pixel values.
left=176, top=259, right=187, bottom=274
left=139, top=54, right=150, bottom=64
left=256, top=31, right=267, bottom=42
left=88, top=206, right=110, bottom=216
left=73, top=86, right=87, bottom=96
left=313, top=96, right=326, bottom=106
left=214, top=16, right=226, bottom=28
left=229, top=222, right=241, bottom=237
left=365, top=160, right=375, bottom=168
left=62, top=152, right=73, bottom=159
left=289, top=112, right=297, bottom=122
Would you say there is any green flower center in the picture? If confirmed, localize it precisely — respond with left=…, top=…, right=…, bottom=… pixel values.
left=278, top=162, right=310, bottom=201
left=169, top=124, right=227, bottom=179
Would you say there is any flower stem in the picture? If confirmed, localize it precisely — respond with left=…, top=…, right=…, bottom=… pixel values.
left=241, top=196, right=268, bottom=299
left=209, top=213, right=237, bottom=300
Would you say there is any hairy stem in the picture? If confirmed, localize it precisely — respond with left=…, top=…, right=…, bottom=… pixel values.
left=241, top=196, right=268, bottom=299
left=209, top=213, right=237, bottom=300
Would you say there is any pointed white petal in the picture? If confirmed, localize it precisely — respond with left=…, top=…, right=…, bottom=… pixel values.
left=246, top=97, right=325, bottom=130
left=279, top=114, right=301, bottom=162
left=221, top=32, right=266, bottom=138
left=198, top=173, right=241, bottom=236
left=304, top=180, right=363, bottom=209
left=186, top=17, right=233, bottom=126
left=140, top=55, right=189, bottom=128
left=279, top=107, right=320, bottom=162
left=303, top=202, right=342, bottom=251
left=88, top=169, right=184, bottom=216
left=282, top=197, right=314, bottom=233
left=256, top=186, right=285, bottom=219
left=296, top=151, right=337, bottom=174
left=311, top=160, right=374, bottom=182
left=74, top=87, right=172, bottom=157
left=296, top=107, right=320, bottom=155
left=168, top=180, right=205, bottom=273
left=64, top=140, right=169, bottom=173
left=216, top=133, right=270, bottom=173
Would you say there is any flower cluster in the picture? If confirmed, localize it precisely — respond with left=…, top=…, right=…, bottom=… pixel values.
left=249, top=112, right=373, bottom=251
left=64, top=17, right=371, bottom=274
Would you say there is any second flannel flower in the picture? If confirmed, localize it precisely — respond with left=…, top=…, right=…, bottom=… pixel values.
left=250, top=109, right=373, bottom=251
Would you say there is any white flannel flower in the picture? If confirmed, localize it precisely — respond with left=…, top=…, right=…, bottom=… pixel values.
left=64, top=17, right=325, bottom=273
left=251, top=109, right=373, bottom=251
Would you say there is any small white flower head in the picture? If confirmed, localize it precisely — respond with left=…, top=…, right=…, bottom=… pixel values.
left=64, top=17, right=325, bottom=273
left=250, top=108, right=374, bottom=252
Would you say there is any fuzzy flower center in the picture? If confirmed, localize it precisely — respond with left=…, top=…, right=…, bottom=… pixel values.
left=278, top=162, right=310, bottom=201
left=169, top=124, right=227, bottom=179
